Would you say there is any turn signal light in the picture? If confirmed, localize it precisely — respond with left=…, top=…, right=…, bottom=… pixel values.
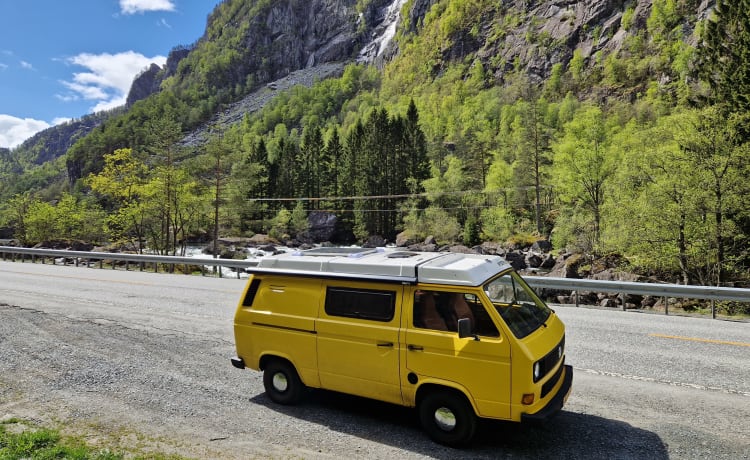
left=522, top=393, right=535, bottom=405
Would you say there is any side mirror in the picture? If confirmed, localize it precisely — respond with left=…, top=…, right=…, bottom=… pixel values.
left=458, top=318, right=478, bottom=340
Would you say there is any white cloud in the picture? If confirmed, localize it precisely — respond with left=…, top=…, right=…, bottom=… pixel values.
left=0, top=115, right=51, bottom=149
left=120, top=0, right=176, bottom=15
left=59, top=51, right=166, bottom=113
left=52, top=117, right=72, bottom=126
left=20, top=61, right=33, bottom=70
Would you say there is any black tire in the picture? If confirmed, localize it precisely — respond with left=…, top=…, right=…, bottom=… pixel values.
left=418, top=390, right=477, bottom=446
left=263, top=359, right=305, bottom=405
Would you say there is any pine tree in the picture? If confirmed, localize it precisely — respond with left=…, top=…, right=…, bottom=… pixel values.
left=323, top=128, right=343, bottom=209
left=700, top=0, right=750, bottom=113
left=403, top=99, right=429, bottom=187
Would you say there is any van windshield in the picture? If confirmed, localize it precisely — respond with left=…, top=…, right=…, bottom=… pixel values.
left=484, top=271, right=552, bottom=339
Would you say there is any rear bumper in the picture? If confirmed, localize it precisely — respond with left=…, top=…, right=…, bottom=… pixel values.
left=230, top=356, right=246, bottom=369
left=521, top=365, right=573, bottom=423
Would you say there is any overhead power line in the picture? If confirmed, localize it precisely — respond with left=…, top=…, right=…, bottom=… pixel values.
left=246, top=186, right=553, bottom=203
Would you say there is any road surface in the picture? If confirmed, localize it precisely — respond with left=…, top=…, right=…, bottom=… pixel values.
left=0, top=260, right=748, bottom=459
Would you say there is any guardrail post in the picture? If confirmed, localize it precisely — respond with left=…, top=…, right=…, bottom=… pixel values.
left=711, top=300, right=716, bottom=319
left=621, top=292, right=626, bottom=311
left=664, top=296, right=669, bottom=315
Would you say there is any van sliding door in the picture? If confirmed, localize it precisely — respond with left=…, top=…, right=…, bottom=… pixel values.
left=316, top=283, right=403, bottom=405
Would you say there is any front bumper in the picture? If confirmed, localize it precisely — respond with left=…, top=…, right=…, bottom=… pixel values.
left=230, top=356, right=246, bottom=369
left=521, top=364, right=573, bottom=423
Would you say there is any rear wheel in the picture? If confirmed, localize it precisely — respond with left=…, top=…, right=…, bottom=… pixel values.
left=418, top=390, right=477, bottom=446
left=263, top=359, right=305, bottom=405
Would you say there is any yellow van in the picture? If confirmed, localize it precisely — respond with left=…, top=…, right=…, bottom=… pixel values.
left=231, top=248, right=572, bottom=446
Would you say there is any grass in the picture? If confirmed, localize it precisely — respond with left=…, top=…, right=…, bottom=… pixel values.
left=0, top=419, right=186, bottom=460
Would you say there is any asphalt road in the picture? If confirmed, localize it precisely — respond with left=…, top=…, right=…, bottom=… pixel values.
left=0, top=260, right=748, bottom=459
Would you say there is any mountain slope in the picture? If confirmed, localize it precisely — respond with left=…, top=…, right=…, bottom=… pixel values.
left=5, top=0, right=711, bottom=180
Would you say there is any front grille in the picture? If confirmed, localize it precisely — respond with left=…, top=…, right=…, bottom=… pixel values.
left=541, top=357, right=565, bottom=398
left=535, top=335, right=565, bottom=383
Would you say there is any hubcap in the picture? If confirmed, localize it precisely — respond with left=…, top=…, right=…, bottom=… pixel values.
left=272, top=372, right=288, bottom=392
left=434, top=406, right=457, bottom=431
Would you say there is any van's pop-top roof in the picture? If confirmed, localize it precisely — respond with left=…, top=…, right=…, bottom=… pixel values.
left=251, top=247, right=513, bottom=286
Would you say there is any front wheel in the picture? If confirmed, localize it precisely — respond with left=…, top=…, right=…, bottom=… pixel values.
left=418, top=390, right=477, bottom=446
left=263, top=359, right=305, bottom=405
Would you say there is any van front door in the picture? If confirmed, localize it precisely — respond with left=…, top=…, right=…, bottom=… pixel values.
left=404, top=289, right=512, bottom=419
left=316, top=283, right=403, bottom=405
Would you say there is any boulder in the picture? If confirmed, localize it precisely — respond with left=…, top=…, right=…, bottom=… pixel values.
left=600, top=298, right=619, bottom=308
left=395, top=231, right=419, bottom=247
left=446, top=245, right=476, bottom=254
left=641, top=296, right=657, bottom=308
left=301, top=211, right=337, bottom=243
left=540, top=253, right=556, bottom=269
left=249, top=234, right=274, bottom=245
left=363, top=235, right=386, bottom=248
left=480, top=241, right=503, bottom=255
left=526, top=253, right=543, bottom=268
left=531, top=239, right=552, bottom=253
left=503, top=251, right=527, bottom=271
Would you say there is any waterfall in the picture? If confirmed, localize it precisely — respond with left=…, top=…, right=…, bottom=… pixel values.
left=357, top=0, right=410, bottom=64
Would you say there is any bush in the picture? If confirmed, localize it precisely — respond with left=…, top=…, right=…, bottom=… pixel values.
left=717, top=301, right=750, bottom=317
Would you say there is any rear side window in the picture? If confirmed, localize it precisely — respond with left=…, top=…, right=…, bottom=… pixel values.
left=325, top=287, right=396, bottom=322
left=242, top=278, right=261, bottom=307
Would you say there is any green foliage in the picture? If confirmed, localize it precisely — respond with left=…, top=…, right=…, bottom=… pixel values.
left=3, top=0, right=750, bottom=289
left=699, top=0, right=750, bottom=114
left=21, top=193, right=106, bottom=245
left=479, top=205, right=516, bottom=242
left=0, top=420, right=122, bottom=460
left=290, top=201, right=309, bottom=236
left=269, top=208, right=292, bottom=241
left=601, top=106, right=750, bottom=285
left=621, top=6, right=635, bottom=31
left=552, top=104, right=619, bottom=249
left=86, top=147, right=210, bottom=254
left=402, top=205, right=461, bottom=244
left=647, top=0, right=681, bottom=40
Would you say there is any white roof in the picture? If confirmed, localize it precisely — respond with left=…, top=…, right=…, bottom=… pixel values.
left=253, top=248, right=513, bottom=286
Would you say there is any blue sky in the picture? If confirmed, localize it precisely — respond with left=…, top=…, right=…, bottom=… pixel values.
left=0, top=0, right=218, bottom=148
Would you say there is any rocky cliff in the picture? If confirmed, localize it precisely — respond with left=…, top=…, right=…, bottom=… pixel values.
left=127, top=0, right=370, bottom=107
left=8, top=0, right=716, bottom=165
left=126, top=45, right=192, bottom=106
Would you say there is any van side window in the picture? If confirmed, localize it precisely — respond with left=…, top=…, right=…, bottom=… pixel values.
left=242, top=278, right=261, bottom=307
left=414, top=290, right=499, bottom=337
left=325, top=287, right=396, bottom=322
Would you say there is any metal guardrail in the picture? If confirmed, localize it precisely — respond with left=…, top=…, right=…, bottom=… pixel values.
left=523, top=276, right=750, bottom=303
left=0, top=246, right=259, bottom=278
left=1, top=246, right=748, bottom=316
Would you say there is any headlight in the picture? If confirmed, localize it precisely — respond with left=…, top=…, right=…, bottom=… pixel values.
left=533, top=362, right=541, bottom=381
